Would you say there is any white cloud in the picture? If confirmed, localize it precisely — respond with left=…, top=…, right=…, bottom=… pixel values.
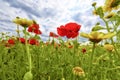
left=0, top=0, right=105, bottom=41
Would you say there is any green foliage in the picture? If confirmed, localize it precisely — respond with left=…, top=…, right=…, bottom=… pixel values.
left=92, top=25, right=105, bottom=31
left=96, top=7, right=104, bottom=18
left=0, top=42, right=120, bottom=80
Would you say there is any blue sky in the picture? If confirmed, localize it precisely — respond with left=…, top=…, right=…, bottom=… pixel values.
left=0, top=0, right=104, bottom=41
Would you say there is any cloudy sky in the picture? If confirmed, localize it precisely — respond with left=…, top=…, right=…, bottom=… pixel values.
left=0, top=0, right=105, bottom=41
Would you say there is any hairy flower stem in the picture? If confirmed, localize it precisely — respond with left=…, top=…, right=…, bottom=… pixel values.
left=61, top=68, right=65, bottom=80
left=102, top=18, right=120, bottom=58
left=17, top=25, right=20, bottom=38
left=88, top=42, right=95, bottom=79
left=24, top=28, right=32, bottom=72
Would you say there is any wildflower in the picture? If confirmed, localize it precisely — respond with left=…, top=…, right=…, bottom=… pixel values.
left=13, top=17, right=34, bottom=27
left=57, top=25, right=67, bottom=37
left=19, top=38, right=25, bottom=44
left=8, top=39, right=15, bottom=45
left=104, top=12, right=115, bottom=19
left=5, top=38, right=15, bottom=47
left=28, top=38, right=39, bottom=45
left=104, top=44, right=114, bottom=51
left=34, top=29, right=42, bottom=34
left=49, top=32, right=58, bottom=38
left=103, top=0, right=120, bottom=12
left=72, top=66, right=85, bottom=76
left=65, top=22, right=81, bottom=38
left=57, top=22, right=81, bottom=38
left=80, top=31, right=116, bottom=43
left=28, top=24, right=42, bottom=34
left=82, top=48, right=86, bottom=54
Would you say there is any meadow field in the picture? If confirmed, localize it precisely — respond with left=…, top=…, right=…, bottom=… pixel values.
left=0, top=0, right=120, bottom=80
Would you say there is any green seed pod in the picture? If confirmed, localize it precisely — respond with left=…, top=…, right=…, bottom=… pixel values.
left=23, top=71, right=33, bottom=80
left=92, top=2, right=97, bottom=7
left=61, top=78, right=65, bottom=80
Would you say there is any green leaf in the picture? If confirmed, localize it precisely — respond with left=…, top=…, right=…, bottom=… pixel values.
left=34, top=35, right=41, bottom=39
left=23, top=29, right=30, bottom=36
left=96, top=7, right=104, bottom=18
left=23, top=29, right=26, bottom=34
left=92, top=25, right=105, bottom=31
left=109, top=14, right=120, bottom=29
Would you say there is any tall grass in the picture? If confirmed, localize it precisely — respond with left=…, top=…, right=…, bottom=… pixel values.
left=0, top=41, right=120, bottom=80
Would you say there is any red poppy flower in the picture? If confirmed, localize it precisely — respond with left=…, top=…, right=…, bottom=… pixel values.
left=57, top=25, right=67, bottom=37
left=82, top=48, right=86, bottom=54
left=57, top=22, right=81, bottom=38
left=65, top=22, right=80, bottom=32
left=34, top=29, right=42, bottom=34
left=65, top=22, right=81, bottom=38
left=28, top=38, right=39, bottom=45
left=8, top=39, right=15, bottom=45
left=66, top=31, right=79, bottom=38
left=49, top=32, right=58, bottom=38
left=19, top=38, right=25, bottom=44
left=28, top=27, right=33, bottom=32
left=5, top=39, right=15, bottom=47
left=28, top=24, right=42, bottom=34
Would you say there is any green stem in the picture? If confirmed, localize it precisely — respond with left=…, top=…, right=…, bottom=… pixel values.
left=111, top=21, right=116, bottom=32
left=48, top=76, right=50, bottom=80
left=102, top=18, right=120, bottom=58
left=26, top=42, right=32, bottom=72
left=61, top=68, right=64, bottom=78
left=102, top=18, right=110, bottom=32
left=17, top=25, right=20, bottom=38
left=88, top=42, right=95, bottom=79
left=24, top=28, right=32, bottom=72
left=111, top=21, right=118, bottom=42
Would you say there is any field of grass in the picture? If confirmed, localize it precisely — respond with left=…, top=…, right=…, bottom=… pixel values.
left=0, top=39, right=120, bottom=80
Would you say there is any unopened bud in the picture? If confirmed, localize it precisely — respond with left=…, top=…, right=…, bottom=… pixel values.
left=92, top=2, right=96, bottom=7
